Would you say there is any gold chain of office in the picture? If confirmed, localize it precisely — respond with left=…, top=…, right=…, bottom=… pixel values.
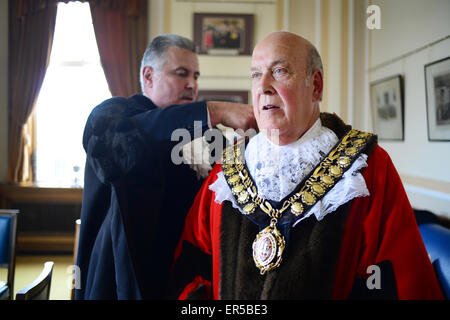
left=221, top=129, right=374, bottom=275
left=222, top=129, right=374, bottom=220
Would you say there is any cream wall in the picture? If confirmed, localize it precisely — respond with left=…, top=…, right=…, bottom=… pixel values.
left=352, top=0, right=370, bottom=131
left=0, top=0, right=8, bottom=183
left=364, top=0, right=450, bottom=217
left=289, top=0, right=316, bottom=44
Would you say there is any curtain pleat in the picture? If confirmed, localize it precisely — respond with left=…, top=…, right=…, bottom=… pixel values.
left=8, top=0, right=58, bottom=183
left=89, top=0, right=147, bottom=97
left=7, top=0, right=147, bottom=183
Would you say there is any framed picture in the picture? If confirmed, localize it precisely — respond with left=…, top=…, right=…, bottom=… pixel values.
left=370, top=75, right=404, bottom=141
left=198, top=90, right=249, bottom=104
left=425, top=56, right=450, bottom=141
left=193, top=13, right=254, bottom=55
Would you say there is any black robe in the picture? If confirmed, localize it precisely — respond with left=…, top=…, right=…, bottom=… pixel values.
left=76, top=94, right=212, bottom=299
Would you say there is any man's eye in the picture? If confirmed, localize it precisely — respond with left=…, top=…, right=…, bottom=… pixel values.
left=251, top=72, right=261, bottom=79
left=273, top=68, right=287, bottom=77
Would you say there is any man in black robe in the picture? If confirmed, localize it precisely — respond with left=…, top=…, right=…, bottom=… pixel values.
left=75, top=34, right=255, bottom=299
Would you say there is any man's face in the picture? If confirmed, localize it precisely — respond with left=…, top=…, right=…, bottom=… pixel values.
left=143, top=46, right=200, bottom=108
left=250, top=33, right=320, bottom=145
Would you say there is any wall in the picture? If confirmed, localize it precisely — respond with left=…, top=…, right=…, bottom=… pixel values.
left=289, top=0, right=316, bottom=44
left=352, top=0, right=370, bottom=130
left=364, top=0, right=450, bottom=217
left=0, top=0, right=8, bottom=184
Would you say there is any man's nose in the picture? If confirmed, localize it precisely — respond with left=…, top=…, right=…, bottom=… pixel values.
left=186, top=76, right=197, bottom=89
left=258, top=73, right=275, bottom=95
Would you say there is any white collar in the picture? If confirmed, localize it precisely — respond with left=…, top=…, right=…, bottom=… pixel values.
left=209, top=119, right=370, bottom=225
left=245, top=118, right=337, bottom=202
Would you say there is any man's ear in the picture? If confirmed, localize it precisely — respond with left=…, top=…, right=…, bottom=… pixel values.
left=312, top=69, right=323, bottom=102
left=142, top=66, right=154, bottom=88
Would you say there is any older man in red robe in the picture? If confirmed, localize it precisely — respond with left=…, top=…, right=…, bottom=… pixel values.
left=170, top=31, right=444, bottom=300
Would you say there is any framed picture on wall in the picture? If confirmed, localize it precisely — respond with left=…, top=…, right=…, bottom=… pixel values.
left=198, top=90, right=249, bottom=104
left=193, top=13, right=254, bottom=55
left=370, top=75, right=404, bottom=141
left=425, top=56, right=450, bottom=141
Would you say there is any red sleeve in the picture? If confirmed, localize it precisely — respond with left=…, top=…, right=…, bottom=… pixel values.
left=172, top=163, right=224, bottom=299
left=333, top=146, right=444, bottom=299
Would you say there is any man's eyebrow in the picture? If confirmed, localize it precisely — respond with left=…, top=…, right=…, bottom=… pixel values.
left=174, top=66, right=200, bottom=76
left=174, top=66, right=189, bottom=72
left=250, top=59, right=289, bottom=72
left=270, top=59, right=289, bottom=67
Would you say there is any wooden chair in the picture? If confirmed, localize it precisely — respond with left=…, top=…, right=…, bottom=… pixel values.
left=73, top=219, right=81, bottom=266
left=16, top=261, right=54, bottom=300
left=0, top=209, right=19, bottom=300
left=71, top=219, right=81, bottom=300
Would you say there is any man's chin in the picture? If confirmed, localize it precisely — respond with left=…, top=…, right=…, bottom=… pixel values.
left=259, top=126, right=281, bottom=137
left=257, top=121, right=282, bottom=132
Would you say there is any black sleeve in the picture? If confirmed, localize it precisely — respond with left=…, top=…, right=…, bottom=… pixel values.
left=82, top=98, right=209, bottom=184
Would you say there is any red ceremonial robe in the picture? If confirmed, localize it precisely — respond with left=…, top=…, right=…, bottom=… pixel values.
left=172, top=144, right=443, bottom=300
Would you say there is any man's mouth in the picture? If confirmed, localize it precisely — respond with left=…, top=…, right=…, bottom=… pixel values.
left=262, top=104, right=280, bottom=110
left=180, top=96, right=194, bottom=102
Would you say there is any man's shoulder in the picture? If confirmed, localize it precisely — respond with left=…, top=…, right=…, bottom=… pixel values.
left=362, top=145, right=399, bottom=191
left=90, top=95, right=152, bottom=119
left=90, top=96, right=131, bottom=115
left=95, top=95, right=148, bottom=110
left=367, top=145, right=392, bottom=166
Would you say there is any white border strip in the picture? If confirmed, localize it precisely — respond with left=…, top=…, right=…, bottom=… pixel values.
left=404, top=184, right=450, bottom=219
left=405, top=185, right=450, bottom=202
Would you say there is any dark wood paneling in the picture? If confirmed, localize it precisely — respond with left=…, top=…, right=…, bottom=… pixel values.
left=0, top=185, right=83, bottom=253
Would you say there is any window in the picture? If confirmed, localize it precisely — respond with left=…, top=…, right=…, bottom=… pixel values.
left=34, top=2, right=111, bottom=188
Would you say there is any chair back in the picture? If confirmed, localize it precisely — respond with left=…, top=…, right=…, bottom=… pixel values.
left=16, top=261, right=54, bottom=300
left=419, top=223, right=450, bottom=299
left=71, top=219, right=81, bottom=300
left=0, top=209, right=19, bottom=300
left=73, top=219, right=81, bottom=265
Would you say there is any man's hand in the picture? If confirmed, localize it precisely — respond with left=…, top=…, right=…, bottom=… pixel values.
left=207, top=101, right=257, bottom=131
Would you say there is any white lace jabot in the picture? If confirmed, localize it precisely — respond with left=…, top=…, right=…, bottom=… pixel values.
left=209, top=118, right=370, bottom=226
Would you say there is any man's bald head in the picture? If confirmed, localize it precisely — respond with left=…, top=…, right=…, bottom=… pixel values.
left=254, top=31, right=323, bottom=80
